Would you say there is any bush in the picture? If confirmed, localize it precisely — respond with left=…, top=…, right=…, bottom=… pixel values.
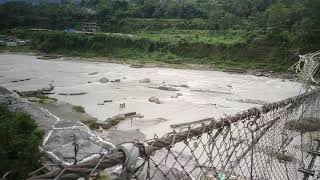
left=11, top=30, right=293, bottom=72
left=0, top=106, right=44, bottom=179
left=80, top=118, right=98, bottom=129
left=116, top=18, right=209, bottom=32
left=72, top=105, right=86, bottom=113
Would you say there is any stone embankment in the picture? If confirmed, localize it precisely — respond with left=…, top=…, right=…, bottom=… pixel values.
left=0, top=86, right=114, bottom=166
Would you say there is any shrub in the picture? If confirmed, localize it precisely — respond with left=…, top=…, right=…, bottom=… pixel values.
left=0, top=106, right=44, bottom=179
left=72, top=105, right=86, bottom=113
left=80, top=118, right=98, bottom=129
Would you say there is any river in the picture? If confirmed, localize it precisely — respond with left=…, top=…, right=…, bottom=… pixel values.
left=0, top=53, right=302, bottom=139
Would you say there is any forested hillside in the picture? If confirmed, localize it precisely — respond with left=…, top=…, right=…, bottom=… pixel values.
left=1, top=0, right=319, bottom=71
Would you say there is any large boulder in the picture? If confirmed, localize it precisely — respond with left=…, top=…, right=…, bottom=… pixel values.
left=43, top=120, right=114, bottom=165
left=149, top=96, right=161, bottom=104
left=0, top=86, right=115, bottom=166
left=0, top=88, right=56, bottom=131
left=99, top=77, right=109, bottom=83
left=139, top=78, right=151, bottom=83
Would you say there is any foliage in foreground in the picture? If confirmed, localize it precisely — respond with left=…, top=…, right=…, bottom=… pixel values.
left=0, top=106, right=44, bottom=179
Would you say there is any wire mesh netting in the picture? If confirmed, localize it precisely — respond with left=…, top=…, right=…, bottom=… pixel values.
left=141, top=89, right=320, bottom=180
left=23, top=51, right=320, bottom=179
left=292, top=51, right=320, bottom=88
left=28, top=88, right=320, bottom=180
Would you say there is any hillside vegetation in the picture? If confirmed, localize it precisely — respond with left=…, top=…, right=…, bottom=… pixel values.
left=1, top=0, right=320, bottom=71
left=0, top=105, right=44, bottom=179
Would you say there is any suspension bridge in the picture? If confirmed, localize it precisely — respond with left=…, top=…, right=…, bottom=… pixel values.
left=28, top=86, right=320, bottom=180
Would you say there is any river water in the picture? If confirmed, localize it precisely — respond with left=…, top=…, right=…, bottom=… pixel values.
left=0, top=54, right=302, bottom=139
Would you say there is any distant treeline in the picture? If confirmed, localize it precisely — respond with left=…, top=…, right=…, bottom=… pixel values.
left=116, top=18, right=209, bottom=32
left=1, top=0, right=320, bottom=68
left=0, top=2, right=90, bottom=30
left=1, top=0, right=319, bottom=45
left=12, top=30, right=291, bottom=71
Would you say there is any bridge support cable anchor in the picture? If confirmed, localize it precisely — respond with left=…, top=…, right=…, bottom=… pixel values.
left=114, top=143, right=140, bottom=180
left=301, top=139, right=320, bottom=180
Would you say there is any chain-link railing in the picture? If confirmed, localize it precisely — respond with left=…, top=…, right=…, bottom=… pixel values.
left=29, top=88, right=320, bottom=180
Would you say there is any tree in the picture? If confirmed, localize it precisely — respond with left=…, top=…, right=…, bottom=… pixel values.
left=0, top=106, right=44, bottom=179
left=208, top=1, right=225, bottom=31
left=296, top=0, right=320, bottom=50
left=143, top=0, right=156, bottom=18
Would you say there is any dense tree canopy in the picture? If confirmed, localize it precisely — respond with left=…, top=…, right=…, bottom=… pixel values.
left=0, top=0, right=319, bottom=60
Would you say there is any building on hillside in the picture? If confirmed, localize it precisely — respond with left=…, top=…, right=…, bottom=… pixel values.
left=82, top=22, right=97, bottom=33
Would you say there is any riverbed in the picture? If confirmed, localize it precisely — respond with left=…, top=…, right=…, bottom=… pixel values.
left=0, top=53, right=302, bottom=139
